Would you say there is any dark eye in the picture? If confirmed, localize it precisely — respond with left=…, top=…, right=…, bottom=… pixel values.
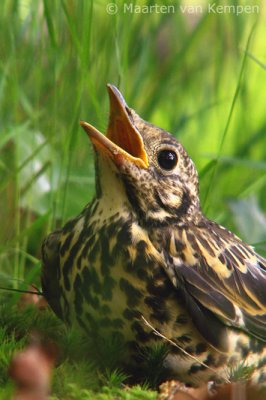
left=157, top=149, right=178, bottom=170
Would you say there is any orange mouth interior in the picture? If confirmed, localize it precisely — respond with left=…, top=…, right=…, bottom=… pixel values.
left=80, top=84, right=148, bottom=169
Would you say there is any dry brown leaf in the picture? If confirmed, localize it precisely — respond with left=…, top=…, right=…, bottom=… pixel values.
left=158, top=380, right=209, bottom=400
left=159, top=380, right=266, bottom=400
left=9, top=335, right=57, bottom=400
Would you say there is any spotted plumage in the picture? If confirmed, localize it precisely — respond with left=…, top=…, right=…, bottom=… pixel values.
left=42, top=85, right=266, bottom=386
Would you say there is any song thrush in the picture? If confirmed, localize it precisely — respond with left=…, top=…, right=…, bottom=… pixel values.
left=42, top=85, right=266, bottom=386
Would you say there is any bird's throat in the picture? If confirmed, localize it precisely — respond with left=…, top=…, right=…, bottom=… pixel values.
left=95, top=155, right=131, bottom=215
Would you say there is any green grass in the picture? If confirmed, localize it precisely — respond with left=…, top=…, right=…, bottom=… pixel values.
left=0, top=0, right=266, bottom=397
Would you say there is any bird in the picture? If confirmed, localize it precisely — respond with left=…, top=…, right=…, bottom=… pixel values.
left=42, top=84, right=266, bottom=387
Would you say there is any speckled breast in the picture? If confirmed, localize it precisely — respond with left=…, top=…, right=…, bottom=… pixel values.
left=59, top=206, right=171, bottom=327
left=59, top=205, right=171, bottom=336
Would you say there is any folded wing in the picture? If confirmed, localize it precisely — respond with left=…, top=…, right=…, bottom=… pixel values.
left=163, top=220, right=266, bottom=351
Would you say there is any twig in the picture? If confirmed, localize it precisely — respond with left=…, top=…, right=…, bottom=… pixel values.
left=0, top=286, right=43, bottom=296
left=141, top=316, right=231, bottom=384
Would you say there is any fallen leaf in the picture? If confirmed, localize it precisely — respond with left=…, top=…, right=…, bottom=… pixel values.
left=9, top=334, right=57, bottom=400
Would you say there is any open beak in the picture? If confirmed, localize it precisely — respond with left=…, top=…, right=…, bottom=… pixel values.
left=80, top=84, right=148, bottom=169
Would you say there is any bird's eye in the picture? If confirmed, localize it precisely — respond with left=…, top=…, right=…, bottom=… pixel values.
left=157, top=149, right=178, bottom=171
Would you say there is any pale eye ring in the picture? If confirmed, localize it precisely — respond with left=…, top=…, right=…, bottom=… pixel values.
left=157, top=149, right=178, bottom=170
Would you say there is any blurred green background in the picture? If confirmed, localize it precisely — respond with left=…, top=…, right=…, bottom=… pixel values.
left=0, top=0, right=265, bottom=292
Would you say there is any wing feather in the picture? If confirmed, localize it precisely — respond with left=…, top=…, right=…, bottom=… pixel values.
left=163, top=219, right=266, bottom=348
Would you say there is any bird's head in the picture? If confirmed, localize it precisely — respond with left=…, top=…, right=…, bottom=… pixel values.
left=81, top=85, right=200, bottom=226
